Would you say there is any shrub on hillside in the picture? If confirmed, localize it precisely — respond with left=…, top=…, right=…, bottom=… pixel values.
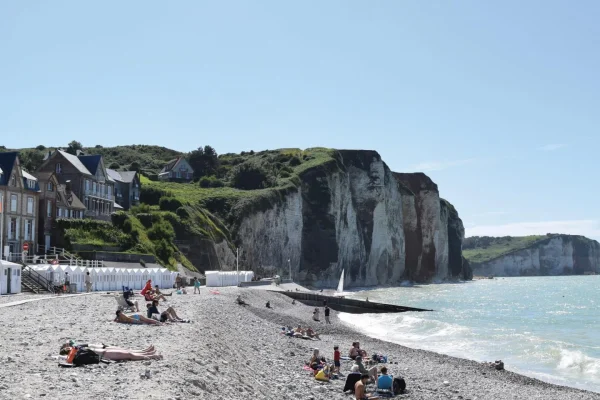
left=147, top=220, right=175, bottom=241
left=154, top=239, right=174, bottom=261
left=199, top=176, right=225, bottom=188
left=130, top=203, right=152, bottom=214
left=176, top=207, right=190, bottom=219
left=159, top=197, right=183, bottom=212
left=140, top=187, right=169, bottom=205
left=137, top=213, right=154, bottom=229
left=111, top=211, right=129, bottom=229
left=231, top=161, right=273, bottom=190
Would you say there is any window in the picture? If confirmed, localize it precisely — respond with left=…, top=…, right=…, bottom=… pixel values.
left=47, top=182, right=53, bottom=191
left=10, top=194, right=17, bottom=212
left=25, top=219, right=32, bottom=240
left=85, top=179, right=90, bottom=192
left=10, top=175, right=15, bottom=186
left=27, top=179, right=35, bottom=189
left=84, top=197, right=89, bottom=209
left=55, top=163, right=62, bottom=174
left=27, top=197, right=34, bottom=214
left=9, top=218, right=16, bottom=239
left=92, top=182, right=97, bottom=194
left=57, top=207, right=62, bottom=218
left=108, top=186, right=112, bottom=197
left=47, top=201, right=52, bottom=217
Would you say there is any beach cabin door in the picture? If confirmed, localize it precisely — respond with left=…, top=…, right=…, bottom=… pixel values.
left=5, top=268, right=11, bottom=293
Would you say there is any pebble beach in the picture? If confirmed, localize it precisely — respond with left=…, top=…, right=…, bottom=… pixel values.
left=0, top=287, right=599, bottom=400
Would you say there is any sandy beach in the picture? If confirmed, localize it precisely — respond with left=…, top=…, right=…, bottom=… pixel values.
left=0, top=287, right=598, bottom=400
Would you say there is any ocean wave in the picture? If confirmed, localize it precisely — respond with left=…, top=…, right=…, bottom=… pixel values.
left=557, top=349, right=600, bottom=376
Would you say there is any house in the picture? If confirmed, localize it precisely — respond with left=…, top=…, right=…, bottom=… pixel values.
left=0, top=152, right=40, bottom=261
left=158, top=157, right=194, bottom=182
left=35, top=150, right=115, bottom=221
left=106, top=169, right=141, bottom=210
left=34, top=171, right=86, bottom=251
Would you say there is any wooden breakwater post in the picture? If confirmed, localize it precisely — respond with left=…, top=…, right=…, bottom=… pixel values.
left=271, top=291, right=433, bottom=314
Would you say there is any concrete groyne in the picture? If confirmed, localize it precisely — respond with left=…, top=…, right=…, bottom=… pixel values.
left=272, top=291, right=433, bottom=314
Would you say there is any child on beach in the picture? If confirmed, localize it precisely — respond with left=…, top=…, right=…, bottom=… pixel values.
left=194, top=278, right=201, bottom=294
left=333, top=345, right=341, bottom=373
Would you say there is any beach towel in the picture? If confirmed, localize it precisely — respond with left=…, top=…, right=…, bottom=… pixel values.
left=209, top=290, right=220, bottom=295
left=140, top=281, right=152, bottom=296
left=340, top=356, right=352, bottom=361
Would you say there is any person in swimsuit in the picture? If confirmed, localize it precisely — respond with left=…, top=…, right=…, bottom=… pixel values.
left=114, top=310, right=162, bottom=325
left=355, top=374, right=379, bottom=400
left=60, top=344, right=163, bottom=361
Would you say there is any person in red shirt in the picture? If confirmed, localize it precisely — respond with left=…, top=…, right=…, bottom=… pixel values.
left=334, top=345, right=341, bottom=373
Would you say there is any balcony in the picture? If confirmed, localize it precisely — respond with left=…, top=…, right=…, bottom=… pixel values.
left=84, top=189, right=113, bottom=200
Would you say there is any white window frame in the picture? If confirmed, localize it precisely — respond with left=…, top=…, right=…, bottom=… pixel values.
left=27, top=197, right=34, bottom=214
left=10, top=194, right=17, bottom=212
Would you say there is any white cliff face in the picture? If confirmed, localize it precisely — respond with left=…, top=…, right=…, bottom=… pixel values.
left=325, top=160, right=405, bottom=287
left=473, top=237, right=600, bottom=276
left=233, top=191, right=303, bottom=276
left=216, top=151, right=466, bottom=288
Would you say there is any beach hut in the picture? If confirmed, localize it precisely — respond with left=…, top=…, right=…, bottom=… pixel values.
left=131, top=269, right=143, bottom=290
left=0, top=260, right=22, bottom=294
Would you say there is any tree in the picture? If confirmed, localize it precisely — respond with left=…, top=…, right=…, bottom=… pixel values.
left=66, top=140, right=83, bottom=155
left=188, top=145, right=219, bottom=179
left=108, top=162, right=120, bottom=169
left=129, top=161, right=141, bottom=171
left=231, top=162, right=272, bottom=190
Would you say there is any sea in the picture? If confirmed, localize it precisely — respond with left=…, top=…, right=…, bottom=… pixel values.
left=338, top=276, right=600, bottom=393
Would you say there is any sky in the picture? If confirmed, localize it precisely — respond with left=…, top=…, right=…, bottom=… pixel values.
left=1, top=1, right=599, bottom=240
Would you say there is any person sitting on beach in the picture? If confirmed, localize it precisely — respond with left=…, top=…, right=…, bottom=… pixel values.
left=377, top=366, right=393, bottom=392
left=293, top=325, right=305, bottom=336
left=309, top=349, right=326, bottom=370
left=312, top=308, right=320, bottom=322
left=355, top=374, right=379, bottom=400
left=353, top=356, right=378, bottom=383
left=122, top=291, right=140, bottom=312
left=266, top=301, right=272, bottom=308
left=145, top=288, right=168, bottom=302
left=306, top=327, right=320, bottom=340
left=59, top=343, right=163, bottom=362
left=350, top=342, right=368, bottom=359
left=236, top=295, right=249, bottom=306
left=114, top=310, right=162, bottom=325
left=140, top=280, right=152, bottom=296
left=154, top=285, right=173, bottom=297
left=147, top=300, right=188, bottom=323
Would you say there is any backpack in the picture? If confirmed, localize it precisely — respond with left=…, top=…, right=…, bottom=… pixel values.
left=72, top=348, right=101, bottom=366
left=393, top=377, right=406, bottom=394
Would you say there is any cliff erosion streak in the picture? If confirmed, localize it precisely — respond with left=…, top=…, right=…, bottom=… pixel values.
left=224, top=150, right=468, bottom=288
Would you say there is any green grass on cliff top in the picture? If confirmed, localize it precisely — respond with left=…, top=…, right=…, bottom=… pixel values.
left=462, top=235, right=549, bottom=263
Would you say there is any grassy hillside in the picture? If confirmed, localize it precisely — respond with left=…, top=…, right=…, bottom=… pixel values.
left=462, top=235, right=551, bottom=263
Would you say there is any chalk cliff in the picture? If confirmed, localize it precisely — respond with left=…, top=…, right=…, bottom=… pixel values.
left=225, top=150, right=468, bottom=288
left=465, top=235, right=600, bottom=276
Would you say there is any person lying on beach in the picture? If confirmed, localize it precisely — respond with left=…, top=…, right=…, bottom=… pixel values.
left=59, top=344, right=163, bottom=362
left=353, top=356, right=378, bottom=382
left=236, top=295, right=249, bottom=306
left=114, top=310, right=162, bottom=325
left=355, top=374, right=379, bottom=400
left=154, top=285, right=173, bottom=296
left=61, top=343, right=156, bottom=354
left=147, top=300, right=189, bottom=323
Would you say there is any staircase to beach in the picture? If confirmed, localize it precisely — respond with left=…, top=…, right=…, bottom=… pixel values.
left=20, top=264, right=55, bottom=294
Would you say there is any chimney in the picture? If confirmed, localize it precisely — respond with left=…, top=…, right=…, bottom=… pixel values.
left=65, top=180, right=72, bottom=193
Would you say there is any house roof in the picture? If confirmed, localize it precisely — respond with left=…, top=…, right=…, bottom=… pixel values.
left=56, top=150, right=92, bottom=175
left=57, top=185, right=86, bottom=210
left=160, top=158, right=180, bottom=174
left=0, top=152, right=18, bottom=186
left=114, top=202, right=124, bottom=209
left=77, top=155, right=102, bottom=175
left=106, top=168, right=121, bottom=182
left=118, top=171, right=137, bottom=183
left=21, top=170, right=38, bottom=181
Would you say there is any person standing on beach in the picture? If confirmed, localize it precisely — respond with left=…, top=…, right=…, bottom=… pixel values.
left=324, top=305, right=331, bottom=324
left=64, top=272, right=70, bottom=293
left=312, top=308, right=320, bottom=322
left=193, top=278, right=201, bottom=294
left=175, top=274, right=182, bottom=289
left=333, top=345, right=341, bottom=373
left=85, top=271, right=92, bottom=293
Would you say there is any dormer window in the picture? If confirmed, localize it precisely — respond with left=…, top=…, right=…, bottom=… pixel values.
left=55, top=163, right=62, bottom=174
left=27, top=179, right=36, bottom=189
left=10, top=175, right=15, bottom=186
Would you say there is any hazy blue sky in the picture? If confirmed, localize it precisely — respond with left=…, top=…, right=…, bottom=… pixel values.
left=1, top=1, right=599, bottom=239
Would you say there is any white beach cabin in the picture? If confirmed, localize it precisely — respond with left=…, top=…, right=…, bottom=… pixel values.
left=0, top=260, right=22, bottom=294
